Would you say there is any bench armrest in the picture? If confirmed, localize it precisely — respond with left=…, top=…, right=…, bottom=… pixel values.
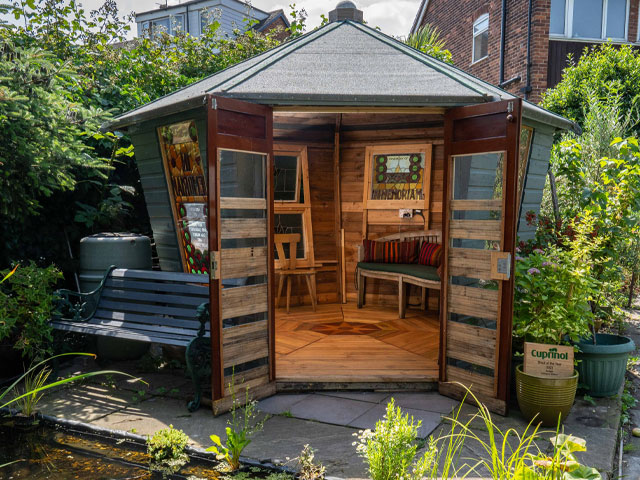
left=53, top=289, right=100, bottom=322
left=196, top=302, right=210, bottom=337
left=357, top=244, right=364, bottom=263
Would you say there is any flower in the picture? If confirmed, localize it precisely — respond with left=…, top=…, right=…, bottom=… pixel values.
left=527, top=267, right=541, bottom=275
left=533, top=248, right=544, bottom=254
left=541, top=261, right=551, bottom=267
left=516, top=255, right=524, bottom=261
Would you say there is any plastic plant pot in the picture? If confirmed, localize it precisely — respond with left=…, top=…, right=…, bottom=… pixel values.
left=575, top=333, right=635, bottom=397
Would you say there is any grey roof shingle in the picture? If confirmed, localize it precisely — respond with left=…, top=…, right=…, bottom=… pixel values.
left=108, top=20, right=577, bottom=133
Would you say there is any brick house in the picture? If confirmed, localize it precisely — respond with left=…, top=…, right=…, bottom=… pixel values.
left=411, top=0, right=640, bottom=103
left=136, top=0, right=290, bottom=41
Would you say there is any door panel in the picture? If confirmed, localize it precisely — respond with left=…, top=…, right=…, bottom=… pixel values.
left=440, top=99, right=521, bottom=415
left=207, top=95, right=275, bottom=412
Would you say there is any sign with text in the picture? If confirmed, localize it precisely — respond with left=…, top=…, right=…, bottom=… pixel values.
left=158, top=120, right=209, bottom=275
left=523, top=342, right=574, bottom=378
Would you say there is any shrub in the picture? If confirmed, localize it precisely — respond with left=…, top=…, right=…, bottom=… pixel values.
left=147, top=425, right=190, bottom=476
left=353, top=398, right=438, bottom=480
left=0, top=263, right=62, bottom=361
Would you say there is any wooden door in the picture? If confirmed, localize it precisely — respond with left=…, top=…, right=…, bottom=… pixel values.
left=439, top=99, right=522, bottom=415
left=207, top=95, right=275, bottom=412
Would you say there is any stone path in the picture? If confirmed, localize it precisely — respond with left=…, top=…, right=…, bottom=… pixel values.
left=622, top=306, right=640, bottom=480
left=35, top=352, right=624, bottom=479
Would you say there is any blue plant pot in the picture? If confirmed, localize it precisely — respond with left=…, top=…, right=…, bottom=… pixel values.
left=575, top=333, right=635, bottom=397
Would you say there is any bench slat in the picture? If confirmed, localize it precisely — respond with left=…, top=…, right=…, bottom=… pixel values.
left=110, top=269, right=208, bottom=284
left=97, top=299, right=199, bottom=319
left=93, top=310, right=204, bottom=331
left=101, top=288, right=207, bottom=307
left=88, top=317, right=201, bottom=337
left=51, top=321, right=200, bottom=347
left=104, top=278, right=209, bottom=296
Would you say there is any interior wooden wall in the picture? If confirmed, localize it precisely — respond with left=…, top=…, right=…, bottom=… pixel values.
left=273, top=112, right=445, bottom=307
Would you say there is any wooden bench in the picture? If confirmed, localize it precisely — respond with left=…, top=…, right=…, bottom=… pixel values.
left=52, top=267, right=211, bottom=412
left=357, top=230, right=442, bottom=318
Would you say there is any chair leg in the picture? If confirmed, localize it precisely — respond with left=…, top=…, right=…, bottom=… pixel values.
left=304, top=274, right=316, bottom=311
left=358, top=271, right=365, bottom=308
left=421, top=287, right=427, bottom=310
left=276, top=274, right=285, bottom=309
left=399, top=277, right=406, bottom=319
left=286, top=275, right=292, bottom=314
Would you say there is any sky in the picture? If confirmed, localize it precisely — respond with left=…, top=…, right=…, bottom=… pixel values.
left=76, top=0, right=421, bottom=39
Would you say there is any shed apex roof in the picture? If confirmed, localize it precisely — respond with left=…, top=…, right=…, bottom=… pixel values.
left=108, top=20, right=577, bottom=133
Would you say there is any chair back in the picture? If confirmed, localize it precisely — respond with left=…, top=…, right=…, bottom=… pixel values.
left=275, top=233, right=301, bottom=270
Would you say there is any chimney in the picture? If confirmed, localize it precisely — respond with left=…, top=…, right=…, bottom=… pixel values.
left=329, top=1, right=364, bottom=23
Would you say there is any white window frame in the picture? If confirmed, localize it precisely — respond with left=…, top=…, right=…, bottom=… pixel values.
left=170, top=14, right=185, bottom=35
left=472, top=14, right=489, bottom=64
left=550, top=0, right=629, bottom=42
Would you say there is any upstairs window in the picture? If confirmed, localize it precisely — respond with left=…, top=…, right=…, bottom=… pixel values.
left=141, top=14, right=184, bottom=37
left=473, top=14, right=489, bottom=63
left=550, top=0, right=628, bottom=40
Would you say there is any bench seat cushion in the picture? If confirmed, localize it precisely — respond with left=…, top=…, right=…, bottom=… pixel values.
left=357, top=262, right=440, bottom=282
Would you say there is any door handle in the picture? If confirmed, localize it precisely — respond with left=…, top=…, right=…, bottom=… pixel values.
left=210, top=251, right=220, bottom=280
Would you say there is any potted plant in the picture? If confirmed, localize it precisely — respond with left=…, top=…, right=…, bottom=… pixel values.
left=512, top=242, right=596, bottom=426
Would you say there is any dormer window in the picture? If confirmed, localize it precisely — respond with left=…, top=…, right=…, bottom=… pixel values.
left=550, top=0, right=628, bottom=40
left=472, top=14, right=489, bottom=63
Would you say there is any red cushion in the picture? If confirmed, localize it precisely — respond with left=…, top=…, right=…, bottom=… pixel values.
left=363, top=239, right=418, bottom=264
left=418, top=242, right=442, bottom=267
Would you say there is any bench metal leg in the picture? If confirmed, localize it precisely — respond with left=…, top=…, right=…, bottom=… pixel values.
left=357, top=270, right=365, bottom=308
left=185, top=336, right=211, bottom=412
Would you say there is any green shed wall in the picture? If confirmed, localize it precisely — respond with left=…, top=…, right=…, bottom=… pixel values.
left=128, top=108, right=207, bottom=272
left=517, top=119, right=555, bottom=242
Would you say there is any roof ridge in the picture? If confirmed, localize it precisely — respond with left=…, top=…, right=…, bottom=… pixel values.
left=214, top=22, right=342, bottom=93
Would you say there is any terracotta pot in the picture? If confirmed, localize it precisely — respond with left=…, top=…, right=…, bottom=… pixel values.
left=515, top=364, right=578, bottom=427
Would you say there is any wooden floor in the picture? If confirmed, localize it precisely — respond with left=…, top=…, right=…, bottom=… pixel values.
left=276, top=303, right=439, bottom=383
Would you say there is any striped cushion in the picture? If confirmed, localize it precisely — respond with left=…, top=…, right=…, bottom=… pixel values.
left=418, top=242, right=442, bottom=267
left=363, top=239, right=418, bottom=264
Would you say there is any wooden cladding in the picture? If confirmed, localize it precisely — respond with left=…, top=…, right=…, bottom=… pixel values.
left=445, top=365, right=495, bottom=398
left=449, top=220, right=502, bottom=241
left=217, top=109, right=266, bottom=139
left=448, top=248, right=493, bottom=278
left=220, top=197, right=267, bottom=210
left=448, top=284, right=498, bottom=319
left=447, top=322, right=496, bottom=370
left=222, top=321, right=268, bottom=368
left=452, top=112, right=507, bottom=142
left=221, top=284, right=268, bottom=320
left=450, top=199, right=502, bottom=211
left=221, top=247, right=268, bottom=279
left=220, top=218, right=267, bottom=239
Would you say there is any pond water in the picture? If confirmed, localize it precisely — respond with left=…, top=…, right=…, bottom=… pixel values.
left=0, top=418, right=242, bottom=479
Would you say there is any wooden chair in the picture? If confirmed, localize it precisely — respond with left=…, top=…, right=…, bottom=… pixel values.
left=275, top=233, right=317, bottom=313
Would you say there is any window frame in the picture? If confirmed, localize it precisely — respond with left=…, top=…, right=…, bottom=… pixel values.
left=273, top=145, right=315, bottom=269
left=472, top=14, right=490, bottom=64
left=142, top=14, right=185, bottom=37
left=550, top=0, right=629, bottom=41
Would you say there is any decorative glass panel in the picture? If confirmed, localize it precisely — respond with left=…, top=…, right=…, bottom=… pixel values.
left=572, top=0, right=603, bottom=38
left=550, top=0, right=566, bottom=34
left=518, top=126, right=534, bottom=211
left=606, top=0, right=626, bottom=38
left=158, top=120, right=209, bottom=275
left=370, top=153, right=425, bottom=201
left=274, top=155, right=301, bottom=202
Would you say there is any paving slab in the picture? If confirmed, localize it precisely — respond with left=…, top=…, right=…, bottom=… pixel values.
left=388, top=392, right=460, bottom=414
left=288, top=394, right=377, bottom=426
left=258, top=393, right=311, bottom=415
left=244, top=415, right=367, bottom=479
left=317, top=391, right=391, bottom=404
left=347, top=403, right=443, bottom=437
left=39, top=383, right=131, bottom=422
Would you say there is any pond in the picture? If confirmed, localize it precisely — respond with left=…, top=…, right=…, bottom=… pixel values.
left=0, top=418, right=289, bottom=480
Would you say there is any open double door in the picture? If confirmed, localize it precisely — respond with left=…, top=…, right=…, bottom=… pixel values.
left=204, top=95, right=522, bottom=414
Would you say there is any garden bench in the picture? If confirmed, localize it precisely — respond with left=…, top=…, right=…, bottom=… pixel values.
left=51, top=266, right=211, bottom=412
left=357, top=230, right=442, bottom=318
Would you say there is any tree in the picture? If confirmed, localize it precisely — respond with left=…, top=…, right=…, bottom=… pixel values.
left=404, top=23, right=452, bottom=64
left=541, top=43, right=640, bottom=133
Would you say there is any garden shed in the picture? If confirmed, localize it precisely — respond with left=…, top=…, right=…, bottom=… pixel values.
left=108, top=4, right=578, bottom=415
